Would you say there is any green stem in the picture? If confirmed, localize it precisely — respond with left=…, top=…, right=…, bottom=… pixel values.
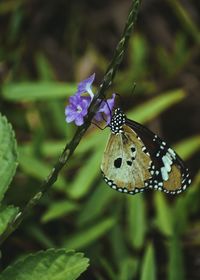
left=0, top=0, right=141, bottom=246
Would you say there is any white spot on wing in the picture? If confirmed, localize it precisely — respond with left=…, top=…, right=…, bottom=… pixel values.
left=161, top=167, right=169, bottom=181
left=162, top=155, right=172, bottom=172
left=168, top=148, right=176, bottom=159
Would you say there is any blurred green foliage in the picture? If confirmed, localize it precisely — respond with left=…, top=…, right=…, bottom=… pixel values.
left=0, top=0, right=200, bottom=279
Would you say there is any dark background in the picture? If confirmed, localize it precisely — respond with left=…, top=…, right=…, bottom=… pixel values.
left=0, top=0, right=200, bottom=279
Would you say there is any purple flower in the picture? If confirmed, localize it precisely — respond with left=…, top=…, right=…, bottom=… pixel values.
left=65, top=94, right=91, bottom=126
left=94, top=93, right=116, bottom=124
left=77, top=73, right=95, bottom=99
left=65, top=73, right=116, bottom=126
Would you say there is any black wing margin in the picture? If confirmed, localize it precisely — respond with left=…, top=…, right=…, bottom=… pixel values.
left=126, top=118, right=191, bottom=195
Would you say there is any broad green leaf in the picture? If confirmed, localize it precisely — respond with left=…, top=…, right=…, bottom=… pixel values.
left=141, top=243, right=156, bottom=280
left=126, top=194, right=146, bottom=249
left=0, top=205, right=19, bottom=235
left=67, top=148, right=103, bottom=199
left=0, top=114, right=18, bottom=201
left=168, top=235, right=185, bottom=280
left=0, top=249, right=89, bottom=280
left=154, top=192, right=174, bottom=236
left=2, top=82, right=77, bottom=101
left=174, top=135, right=200, bottom=160
left=64, top=218, right=116, bottom=249
left=18, top=150, right=66, bottom=192
left=128, top=89, right=186, bottom=123
left=41, top=201, right=79, bottom=223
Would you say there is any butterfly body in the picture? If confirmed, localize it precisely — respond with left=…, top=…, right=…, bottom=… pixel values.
left=101, top=108, right=191, bottom=195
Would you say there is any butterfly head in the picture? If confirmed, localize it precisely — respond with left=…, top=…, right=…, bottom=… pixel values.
left=109, top=108, right=126, bottom=134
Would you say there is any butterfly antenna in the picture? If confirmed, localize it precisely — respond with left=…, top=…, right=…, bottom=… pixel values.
left=115, top=83, right=137, bottom=109
left=91, top=121, right=107, bottom=130
left=101, top=92, right=112, bottom=120
left=126, top=82, right=137, bottom=103
left=132, top=82, right=137, bottom=95
left=102, top=114, right=108, bottom=123
left=115, top=93, right=125, bottom=109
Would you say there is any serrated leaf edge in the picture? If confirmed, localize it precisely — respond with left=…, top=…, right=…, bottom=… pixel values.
left=0, top=113, right=18, bottom=201
left=0, top=249, right=89, bottom=276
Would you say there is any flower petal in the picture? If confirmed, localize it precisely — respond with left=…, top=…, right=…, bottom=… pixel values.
left=74, top=115, right=84, bottom=126
left=94, top=94, right=116, bottom=124
left=77, top=73, right=95, bottom=99
left=94, top=112, right=103, bottom=122
left=65, top=112, right=76, bottom=123
left=65, top=105, right=77, bottom=122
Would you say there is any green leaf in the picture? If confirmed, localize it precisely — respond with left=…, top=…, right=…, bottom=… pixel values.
left=0, top=113, right=18, bottom=201
left=2, top=82, right=77, bottom=101
left=118, top=258, right=138, bottom=280
left=46, top=100, right=67, bottom=138
left=76, top=130, right=107, bottom=155
left=174, top=135, right=200, bottom=160
left=20, top=129, right=107, bottom=158
left=18, top=150, right=66, bottom=192
left=68, top=148, right=103, bottom=199
left=168, top=235, right=185, bottom=280
left=126, top=194, right=146, bottom=249
left=77, top=183, right=116, bottom=226
left=0, top=205, right=19, bottom=235
left=64, top=218, right=116, bottom=249
left=173, top=197, right=188, bottom=235
left=167, top=0, right=200, bottom=44
left=19, top=141, right=66, bottom=158
left=0, top=249, right=89, bottom=280
left=154, top=192, right=174, bottom=236
left=41, top=201, right=79, bottom=223
left=130, top=34, right=149, bottom=79
left=128, top=89, right=186, bottom=123
left=35, top=53, right=55, bottom=81
left=173, top=169, right=200, bottom=234
left=141, top=243, right=156, bottom=280
left=109, top=221, right=129, bottom=265
left=99, top=258, right=116, bottom=280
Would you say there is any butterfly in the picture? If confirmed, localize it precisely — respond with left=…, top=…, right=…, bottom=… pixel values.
left=101, top=108, right=191, bottom=195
